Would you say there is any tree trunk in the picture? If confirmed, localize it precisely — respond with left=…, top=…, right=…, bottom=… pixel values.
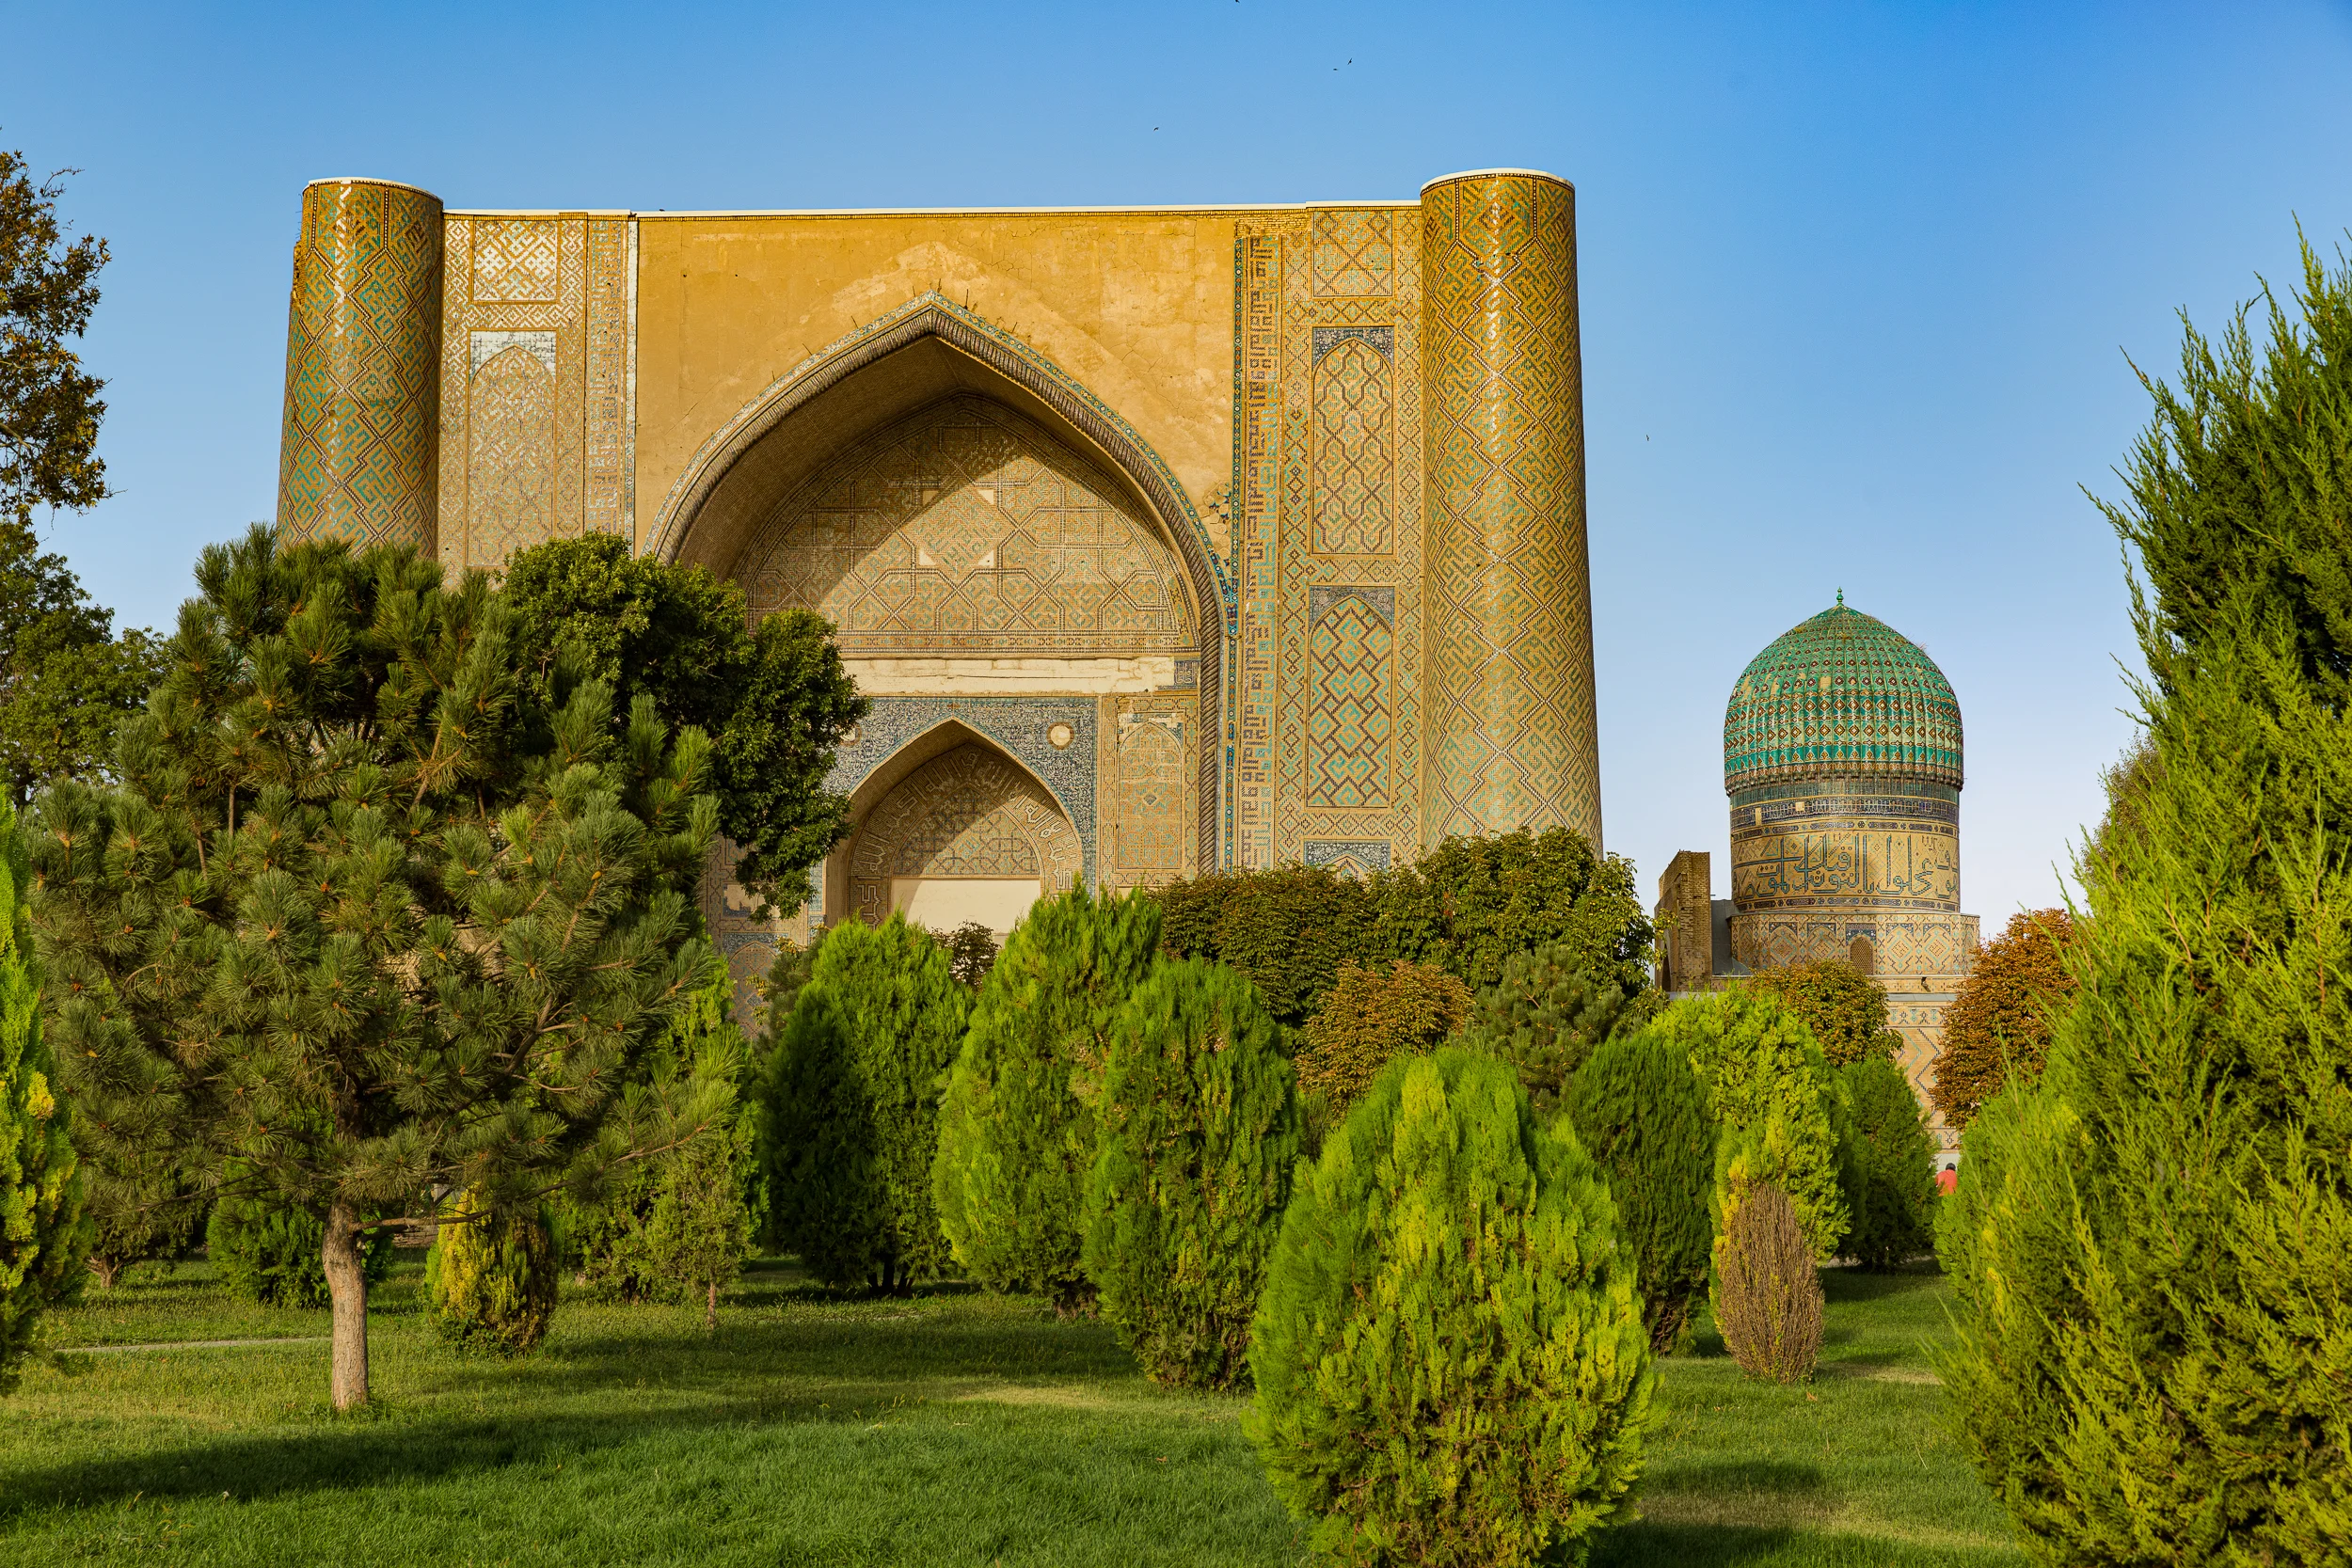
left=322, top=1200, right=370, bottom=1410
left=705, top=1279, right=718, bottom=1332
left=87, top=1254, right=123, bottom=1291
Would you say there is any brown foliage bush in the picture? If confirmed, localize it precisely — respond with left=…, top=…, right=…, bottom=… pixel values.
left=1714, top=1182, right=1823, bottom=1385
left=1294, top=959, right=1471, bottom=1123
left=1931, top=909, right=2078, bottom=1129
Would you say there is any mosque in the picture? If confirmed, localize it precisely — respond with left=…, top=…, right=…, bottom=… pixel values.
left=268, top=167, right=1972, bottom=1136
left=1653, top=598, right=1978, bottom=1153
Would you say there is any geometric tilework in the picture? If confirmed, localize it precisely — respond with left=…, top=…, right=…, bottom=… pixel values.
left=1418, top=171, right=1600, bottom=850
left=1311, top=335, right=1394, bottom=555
left=1724, top=602, right=1964, bottom=792
left=470, top=218, right=560, bottom=303
left=278, top=180, right=443, bottom=552
left=846, top=742, right=1084, bottom=928
left=1312, top=208, right=1393, bottom=297
left=1305, top=590, right=1393, bottom=808
left=466, top=342, right=557, bottom=562
left=740, top=393, right=1192, bottom=656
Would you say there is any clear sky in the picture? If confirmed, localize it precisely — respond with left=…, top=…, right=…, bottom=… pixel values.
left=7, top=0, right=2352, bottom=929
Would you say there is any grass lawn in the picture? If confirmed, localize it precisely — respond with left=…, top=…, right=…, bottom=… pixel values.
left=2, top=1258, right=2022, bottom=1566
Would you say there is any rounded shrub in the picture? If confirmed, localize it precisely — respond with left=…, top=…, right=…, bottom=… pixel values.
left=1294, top=958, right=1470, bottom=1133
left=763, top=914, right=967, bottom=1293
left=208, top=1194, right=389, bottom=1308
left=1248, top=1048, right=1652, bottom=1567
left=1834, top=1055, right=1937, bottom=1269
left=1742, top=959, right=1901, bottom=1068
left=1562, top=1029, right=1713, bottom=1352
left=1649, top=989, right=1849, bottom=1259
left=1155, top=864, right=1375, bottom=1028
left=1458, top=940, right=1646, bottom=1114
left=934, top=884, right=1162, bottom=1311
left=425, top=1190, right=558, bottom=1356
left=1084, top=958, right=1301, bottom=1389
left=1712, top=1181, right=1823, bottom=1385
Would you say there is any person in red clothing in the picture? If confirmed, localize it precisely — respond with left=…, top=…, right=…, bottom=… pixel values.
left=1935, top=1164, right=1959, bottom=1196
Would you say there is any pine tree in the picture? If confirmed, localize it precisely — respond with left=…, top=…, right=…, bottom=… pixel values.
left=933, top=883, right=1161, bottom=1312
left=764, top=914, right=967, bottom=1293
left=1563, top=1028, right=1713, bottom=1352
left=1833, top=1055, right=1935, bottom=1269
left=1942, top=242, right=2352, bottom=1562
left=1458, top=940, right=1646, bottom=1114
left=30, top=528, right=726, bottom=1407
left=1085, top=958, right=1301, bottom=1389
left=0, top=798, right=86, bottom=1393
left=1248, top=1048, right=1652, bottom=1567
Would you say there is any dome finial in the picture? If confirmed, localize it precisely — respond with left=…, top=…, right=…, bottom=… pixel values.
left=1836, top=587, right=1844, bottom=606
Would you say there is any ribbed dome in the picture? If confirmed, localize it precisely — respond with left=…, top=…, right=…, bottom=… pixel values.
left=1723, top=602, right=1963, bottom=792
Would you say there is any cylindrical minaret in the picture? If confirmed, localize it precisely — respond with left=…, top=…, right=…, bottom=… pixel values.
left=1419, top=169, right=1601, bottom=850
left=277, top=178, right=444, bottom=552
left=1721, top=599, right=1967, bottom=980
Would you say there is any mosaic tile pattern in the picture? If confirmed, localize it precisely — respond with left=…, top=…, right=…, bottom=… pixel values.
left=1311, top=334, right=1394, bottom=556
left=1729, top=911, right=1976, bottom=981
left=845, top=742, right=1083, bottom=927
left=739, top=395, right=1190, bottom=655
left=1302, top=839, right=1393, bottom=875
left=1100, top=693, right=1196, bottom=888
left=1724, top=603, right=1963, bottom=791
left=1420, top=172, right=1600, bottom=849
left=1233, top=208, right=1428, bottom=874
left=1306, top=591, right=1393, bottom=808
left=278, top=180, right=443, bottom=550
left=436, top=214, right=634, bottom=572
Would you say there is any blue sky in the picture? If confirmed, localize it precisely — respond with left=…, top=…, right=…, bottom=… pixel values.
left=7, top=0, right=2352, bottom=927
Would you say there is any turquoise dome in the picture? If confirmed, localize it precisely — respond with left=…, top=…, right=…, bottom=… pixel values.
left=1723, top=602, right=1963, bottom=793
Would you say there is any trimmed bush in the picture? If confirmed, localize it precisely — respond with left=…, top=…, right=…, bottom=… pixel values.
left=1931, top=909, right=2078, bottom=1129
left=934, top=884, right=1162, bottom=1311
left=1459, top=941, right=1645, bottom=1114
left=208, top=1193, right=389, bottom=1309
left=1371, top=828, right=1655, bottom=995
left=1294, top=958, right=1470, bottom=1132
left=1650, top=989, right=1849, bottom=1259
left=764, top=915, right=967, bottom=1293
left=1835, top=1055, right=1936, bottom=1269
left=1743, top=959, right=1901, bottom=1069
left=1085, top=959, right=1301, bottom=1388
left=1154, top=865, right=1375, bottom=1027
left=0, top=798, right=87, bottom=1389
left=1248, top=1048, right=1652, bottom=1567
left=1713, top=1182, right=1823, bottom=1385
left=1563, top=1029, right=1714, bottom=1352
left=426, top=1190, right=558, bottom=1356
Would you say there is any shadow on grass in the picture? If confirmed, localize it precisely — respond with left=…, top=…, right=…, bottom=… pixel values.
left=1592, top=1523, right=1802, bottom=1567
left=1645, top=1460, right=1830, bottom=1498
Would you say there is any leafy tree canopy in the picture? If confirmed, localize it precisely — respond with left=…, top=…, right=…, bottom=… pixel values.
left=1931, top=909, right=2078, bottom=1130
left=0, top=527, right=164, bottom=808
left=0, top=148, right=107, bottom=530
left=500, top=534, right=865, bottom=913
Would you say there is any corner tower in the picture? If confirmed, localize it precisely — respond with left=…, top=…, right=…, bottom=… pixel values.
left=1722, top=597, right=1974, bottom=983
left=1419, top=169, right=1600, bottom=849
left=277, top=178, right=444, bottom=552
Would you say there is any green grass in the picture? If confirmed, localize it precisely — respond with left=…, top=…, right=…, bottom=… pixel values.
left=1, top=1258, right=2022, bottom=1566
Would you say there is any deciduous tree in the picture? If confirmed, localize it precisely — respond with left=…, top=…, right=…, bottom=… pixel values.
left=1931, top=909, right=2077, bottom=1129
left=1743, top=959, right=1900, bottom=1069
left=0, top=148, right=107, bottom=531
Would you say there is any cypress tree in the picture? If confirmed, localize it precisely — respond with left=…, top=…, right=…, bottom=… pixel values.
left=1562, top=1029, right=1713, bottom=1352
left=425, top=1190, right=559, bottom=1357
left=0, top=798, right=87, bottom=1393
left=1248, top=1048, right=1652, bottom=1567
left=764, top=914, right=967, bottom=1293
left=1833, top=1055, right=1936, bottom=1270
left=1942, top=242, right=2352, bottom=1562
left=1084, top=958, right=1301, bottom=1389
left=933, top=883, right=1160, bottom=1312
left=30, top=528, right=726, bottom=1407
left=1648, top=990, right=1849, bottom=1259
